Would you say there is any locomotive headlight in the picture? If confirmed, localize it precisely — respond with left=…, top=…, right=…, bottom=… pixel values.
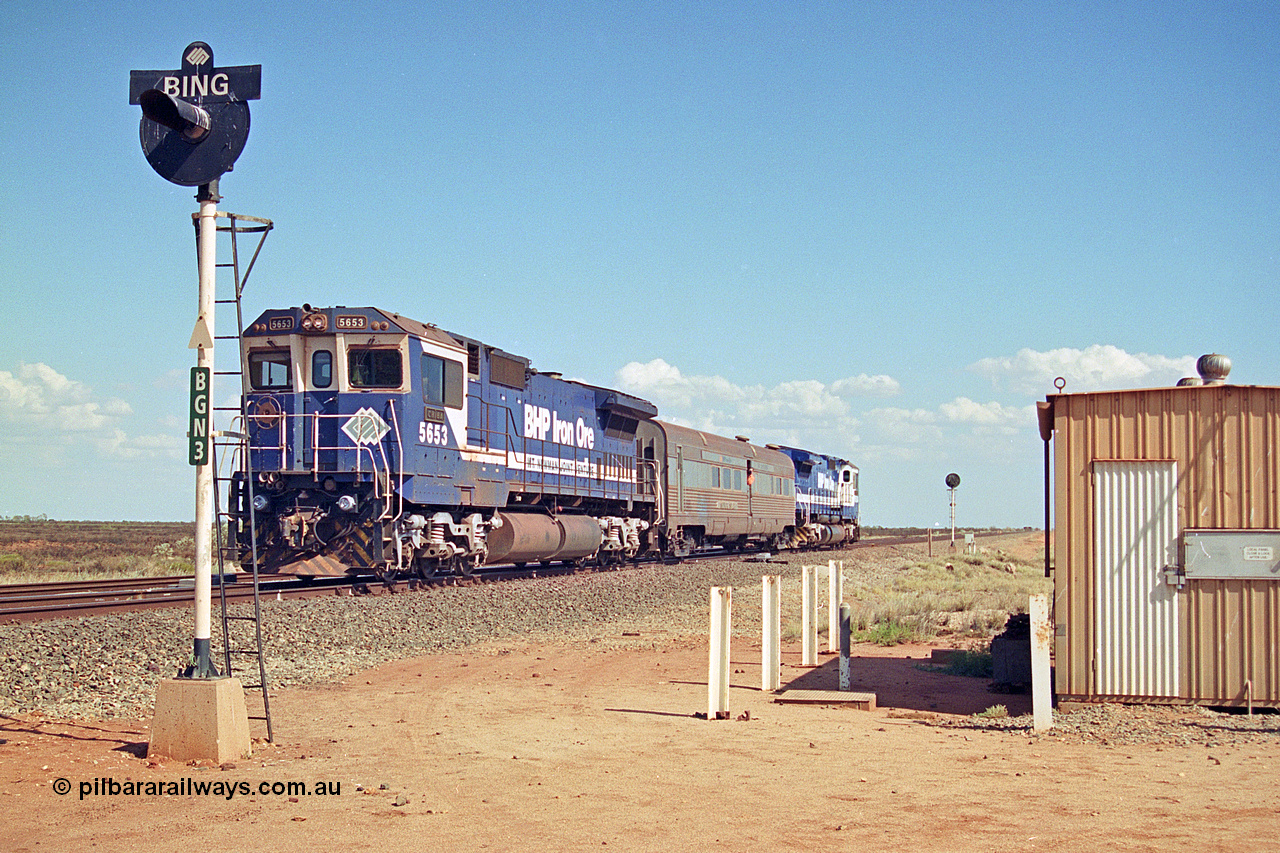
left=336, top=495, right=358, bottom=512
left=251, top=494, right=271, bottom=512
left=301, top=312, right=328, bottom=333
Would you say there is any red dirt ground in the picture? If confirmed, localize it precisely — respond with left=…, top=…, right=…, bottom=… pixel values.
left=3, top=633, right=1277, bottom=852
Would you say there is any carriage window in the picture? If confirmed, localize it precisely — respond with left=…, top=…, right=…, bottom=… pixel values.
left=311, top=350, right=332, bottom=388
left=248, top=350, right=292, bottom=390
left=422, top=353, right=463, bottom=409
left=349, top=348, right=402, bottom=388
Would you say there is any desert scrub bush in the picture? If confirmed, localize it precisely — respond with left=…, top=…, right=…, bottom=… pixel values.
left=842, top=546, right=1049, bottom=641
left=975, top=704, right=1009, bottom=719
left=856, top=614, right=937, bottom=646
left=930, top=648, right=994, bottom=678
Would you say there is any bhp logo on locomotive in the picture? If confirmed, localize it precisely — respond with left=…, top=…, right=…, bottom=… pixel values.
left=523, top=404, right=596, bottom=450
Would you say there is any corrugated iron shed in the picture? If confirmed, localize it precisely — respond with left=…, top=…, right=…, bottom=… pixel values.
left=1046, top=382, right=1280, bottom=708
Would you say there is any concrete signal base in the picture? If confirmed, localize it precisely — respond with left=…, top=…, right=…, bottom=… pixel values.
left=148, top=677, right=252, bottom=763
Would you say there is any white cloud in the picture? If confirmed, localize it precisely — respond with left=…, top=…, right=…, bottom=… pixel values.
left=613, top=359, right=893, bottom=453
left=615, top=359, right=897, bottom=418
left=863, top=406, right=942, bottom=445
left=969, top=345, right=1197, bottom=395
left=831, top=374, right=901, bottom=397
left=615, top=357, right=913, bottom=467
left=938, top=397, right=1035, bottom=433
left=0, top=362, right=174, bottom=460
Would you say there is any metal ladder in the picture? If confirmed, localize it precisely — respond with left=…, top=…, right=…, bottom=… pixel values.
left=200, top=210, right=275, bottom=743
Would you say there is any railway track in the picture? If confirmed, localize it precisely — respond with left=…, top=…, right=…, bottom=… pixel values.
left=0, top=574, right=353, bottom=624
left=0, top=531, right=1008, bottom=624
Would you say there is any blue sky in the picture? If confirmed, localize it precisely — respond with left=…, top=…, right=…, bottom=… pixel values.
left=1, top=1, right=1277, bottom=525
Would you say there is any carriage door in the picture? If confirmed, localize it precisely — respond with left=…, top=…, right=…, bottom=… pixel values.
left=1092, top=460, right=1181, bottom=698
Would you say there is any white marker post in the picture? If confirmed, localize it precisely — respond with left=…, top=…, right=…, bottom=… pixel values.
left=708, top=587, right=732, bottom=720
left=189, top=182, right=218, bottom=679
left=801, top=566, right=817, bottom=667
left=827, top=559, right=843, bottom=653
left=839, top=603, right=852, bottom=690
left=762, top=576, right=781, bottom=692
left=1030, top=593, right=1053, bottom=731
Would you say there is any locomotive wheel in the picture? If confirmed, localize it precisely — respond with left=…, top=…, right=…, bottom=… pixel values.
left=415, top=558, right=438, bottom=580
left=455, top=554, right=475, bottom=578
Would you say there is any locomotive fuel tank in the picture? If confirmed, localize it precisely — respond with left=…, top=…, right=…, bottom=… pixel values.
left=485, top=511, right=603, bottom=564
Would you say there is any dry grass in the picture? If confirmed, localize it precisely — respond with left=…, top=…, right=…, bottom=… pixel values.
left=843, top=548, right=1051, bottom=643
left=0, top=520, right=198, bottom=583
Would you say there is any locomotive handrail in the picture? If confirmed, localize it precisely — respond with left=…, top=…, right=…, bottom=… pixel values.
left=638, top=460, right=664, bottom=525
left=310, top=411, right=319, bottom=477
left=384, top=400, right=405, bottom=523
left=504, top=403, right=533, bottom=497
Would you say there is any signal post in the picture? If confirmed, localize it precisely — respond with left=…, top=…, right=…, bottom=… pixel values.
left=129, top=42, right=260, bottom=763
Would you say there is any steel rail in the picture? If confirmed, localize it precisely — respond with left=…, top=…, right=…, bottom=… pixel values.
left=0, top=531, right=1013, bottom=623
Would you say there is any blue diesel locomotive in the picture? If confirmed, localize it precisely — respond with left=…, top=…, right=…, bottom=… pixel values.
left=230, top=305, right=858, bottom=577
left=776, top=446, right=860, bottom=547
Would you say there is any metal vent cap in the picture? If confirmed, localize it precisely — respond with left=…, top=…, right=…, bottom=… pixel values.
left=1197, top=353, right=1231, bottom=385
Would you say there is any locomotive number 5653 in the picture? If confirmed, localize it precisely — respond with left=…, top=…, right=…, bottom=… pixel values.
left=419, top=421, right=449, bottom=446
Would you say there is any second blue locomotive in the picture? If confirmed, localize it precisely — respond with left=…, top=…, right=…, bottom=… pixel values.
left=231, top=305, right=858, bottom=576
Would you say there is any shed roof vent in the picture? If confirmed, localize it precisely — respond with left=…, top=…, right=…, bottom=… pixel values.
left=1197, top=353, right=1231, bottom=385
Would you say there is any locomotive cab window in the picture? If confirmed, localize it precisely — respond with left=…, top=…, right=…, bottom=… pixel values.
left=248, top=349, right=292, bottom=390
left=349, top=348, right=402, bottom=389
left=312, top=350, right=333, bottom=389
left=422, top=353, right=464, bottom=409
